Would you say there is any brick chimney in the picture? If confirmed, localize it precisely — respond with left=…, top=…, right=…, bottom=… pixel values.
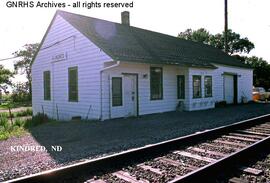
left=121, top=11, right=130, bottom=26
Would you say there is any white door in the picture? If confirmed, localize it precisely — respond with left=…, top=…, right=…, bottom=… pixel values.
left=123, top=75, right=137, bottom=117
left=224, top=75, right=234, bottom=104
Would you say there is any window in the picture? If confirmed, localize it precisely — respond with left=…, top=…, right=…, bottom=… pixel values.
left=193, top=75, right=201, bottom=98
left=68, top=67, right=78, bottom=102
left=112, top=77, right=122, bottom=106
left=204, top=76, right=212, bottom=97
left=177, top=75, right=185, bottom=99
left=43, top=71, right=51, bottom=100
left=150, top=67, right=163, bottom=100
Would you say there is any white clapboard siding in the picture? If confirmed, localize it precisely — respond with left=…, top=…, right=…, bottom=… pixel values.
left=186, top=68, right=216, bottom=111
left=32, top=15, right=112, bottom=120
left=186, top=65, right=253, bottom=111
left=32, top=15, right=253, bottom=121
left=101, top=62, right=189, bottom=120
left=212, top=64, right=253, bottom=103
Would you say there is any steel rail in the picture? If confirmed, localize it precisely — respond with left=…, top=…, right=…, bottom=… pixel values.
left=6, top=114, right=270, bottom=183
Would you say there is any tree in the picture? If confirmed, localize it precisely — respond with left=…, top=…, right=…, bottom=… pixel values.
left=209, top=30, right=255, bottom=55
left=11, top=82, right=30, bottom=102
left=0, top=65, right=13, bottom=93
left=178, top=28, right=210, bottom=44
left=178, top=28, right=255, bottom=55
left=12, top=43, right=39, bottom=97
left=243, top=56, right=270, bottom=89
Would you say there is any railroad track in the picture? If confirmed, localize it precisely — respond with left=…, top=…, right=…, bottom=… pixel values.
left=7, top=114, right=270, bottom=183
left=220, top=151, right=270, bottom=183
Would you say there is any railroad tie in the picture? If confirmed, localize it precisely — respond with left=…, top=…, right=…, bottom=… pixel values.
left=173, top=151, right=216, bottom=163
left=240, top=167, right=263, bottom=175
left=213, top=140, right=246, bottom=148
left=229, top=132, right=265, bottom=139
left=187, top=147, right=227, bottom=157
left=156, top=157, right=198, bottom=171
left=202, top=142, right=239, bottom=151
left=229, top=177, right=249, bottom=183
left=137, top=164, right=163, bottom=175
left=222, top=135, right=258, bottom=143
left=236, top=130, right=270, bottom=137
left=112, top=170, right=148, bottom=183
left=88, top=179, right=107, bottom=183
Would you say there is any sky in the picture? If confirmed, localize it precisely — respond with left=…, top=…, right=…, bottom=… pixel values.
left=0, top=0, right=270, bottom=82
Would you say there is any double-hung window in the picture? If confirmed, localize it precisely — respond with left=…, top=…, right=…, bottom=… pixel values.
left=150, top=67, right=163, bottom=100
left=68, top=67, right=78, bottom=102
left=43, top=71, right=51, bottom=100
left=112, top=77, right=122, bottom=106
left=204, top=76, right=212, bottom=97
left=193, top=75, right=202, bottom=98
left=177, top=75, right=185, bottom=99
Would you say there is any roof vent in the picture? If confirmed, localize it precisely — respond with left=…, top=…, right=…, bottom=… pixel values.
left=121, top=11, right=130, bottom=26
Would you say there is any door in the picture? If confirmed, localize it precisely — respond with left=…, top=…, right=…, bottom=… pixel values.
left=224, top=75, right=234, bottom=104
left=123, top=75, right=137, bottom=117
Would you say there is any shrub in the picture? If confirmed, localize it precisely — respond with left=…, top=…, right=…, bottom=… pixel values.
left=14, top=108, right=32, bottom=117
left=0, top=112, right=10, bottom=119
left=24, top=113, right=49, bottom=128
left=14, top=118, right=25, bottom=127
left=0, top=116, right=9, bottom=128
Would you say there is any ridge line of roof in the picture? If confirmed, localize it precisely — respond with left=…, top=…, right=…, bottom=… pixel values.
left=56, top=10, right=226, bottom=53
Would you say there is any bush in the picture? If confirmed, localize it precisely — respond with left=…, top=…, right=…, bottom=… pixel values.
left=0, top=116, right=9, bottom=128
left=24, top=113, right=49, bottom=128
left=14, top=108, right=32, bottom=117
left=0, top=112, right=9, bottom=119
left=14, top=118, right=25, bottom=127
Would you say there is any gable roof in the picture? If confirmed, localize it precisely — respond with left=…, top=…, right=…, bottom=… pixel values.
left=36, top=10, right=251, bottom=69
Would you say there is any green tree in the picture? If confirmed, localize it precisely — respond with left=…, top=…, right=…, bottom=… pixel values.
left=178, top=28, right=255, bottom=55
left=243, top=56, right=270, bottom=89
left=178, top=28, right=210, bottom=44
left=12, top=43, right=39, bottom=97
left=0, top=65, right=13, bottom=93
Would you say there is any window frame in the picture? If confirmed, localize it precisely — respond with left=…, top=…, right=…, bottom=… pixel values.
left=204, top=76, right=213, bottom=98
left=177, top=75, right=185, bottom=99
left=150, top=67, right=163, bottom=100
left=112, top=77, right=123, bottom=107
left=43, top=71, right=51, bottom=101
left=68, top=66, right=78, bottom=102
left=193, top=75, right=202, bottom=98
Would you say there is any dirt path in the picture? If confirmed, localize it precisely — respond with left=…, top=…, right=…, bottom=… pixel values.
left=0, top=107, right=32, bottom=113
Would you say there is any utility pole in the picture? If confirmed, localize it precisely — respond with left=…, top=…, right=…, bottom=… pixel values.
left=224, top=0, right=228, bottom=53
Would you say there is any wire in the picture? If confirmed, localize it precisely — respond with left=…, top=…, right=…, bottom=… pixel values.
left=0, top=35, right=76, bottom=63
left=0, top=56, right=22, bottom=62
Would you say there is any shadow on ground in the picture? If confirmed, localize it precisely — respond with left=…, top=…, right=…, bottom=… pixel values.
left=28, top=103, right=270, bottom=165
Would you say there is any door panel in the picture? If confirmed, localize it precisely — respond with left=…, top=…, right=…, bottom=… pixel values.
left=123, top=75, right=137, bottom=117
left=224, top=75, right=234, bottom=104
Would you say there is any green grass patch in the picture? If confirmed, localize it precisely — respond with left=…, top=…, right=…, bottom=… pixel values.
left=0, top=113, right=50, bottom=140
left=0, top=102, right=31, bottom=109
left=14, top=108, right=32, bottom=117
left=0, top=108, right=32, bottom=118
left=0, top=117, right=27, bottom=140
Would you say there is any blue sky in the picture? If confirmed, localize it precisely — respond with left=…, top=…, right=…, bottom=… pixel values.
left=0, top=0, right=269, bottom=82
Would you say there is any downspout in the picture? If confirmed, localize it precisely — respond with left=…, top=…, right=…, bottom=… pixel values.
left=100, top=61, right=120, bottom=120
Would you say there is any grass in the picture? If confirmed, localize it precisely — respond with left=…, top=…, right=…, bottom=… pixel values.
left=0, top=113, right=50, bottom=140
left=0, top=108, right=32, bottom=118
left=0, top=101, right=31, bottom=109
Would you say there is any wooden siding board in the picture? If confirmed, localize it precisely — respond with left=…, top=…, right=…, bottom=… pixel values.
left=32, top=15, right=112, bottom=120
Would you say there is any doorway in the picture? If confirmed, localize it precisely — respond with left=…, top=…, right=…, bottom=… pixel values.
left=123, top=74, right=138, bottom=117
left=224, top=74, right=238, bottom=104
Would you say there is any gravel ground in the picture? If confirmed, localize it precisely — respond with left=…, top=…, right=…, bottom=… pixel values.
left=1, top=103, right=270, bottom=181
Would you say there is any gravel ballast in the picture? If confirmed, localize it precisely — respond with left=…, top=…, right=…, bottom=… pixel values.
left=1, top=103, right=270, bottom=181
